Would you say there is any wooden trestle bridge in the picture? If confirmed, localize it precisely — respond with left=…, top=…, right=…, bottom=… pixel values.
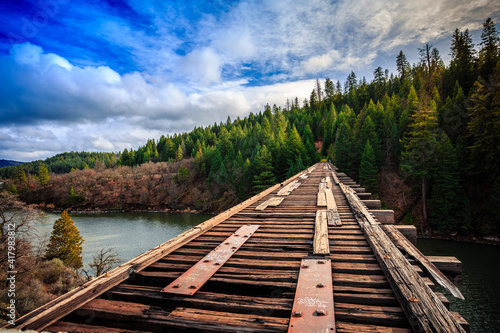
left=7, top=163, right=469, bottom=332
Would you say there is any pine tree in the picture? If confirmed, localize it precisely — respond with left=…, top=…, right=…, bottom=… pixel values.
left=14, top=164, right=27, bottom=188
left=478, top=18, right=500, bottom=80
left=334, top=117, right=353, bottom=172
left=252, top=145, right=275, bottom=194
left=401, top=102, right=439, bottom=221
left=38, top=163, right=50, bottom=187
left=359, top=140, right=379, bottom=194
left=285, top=125, right=305, bottom=167
left=176, top=144, right=183, bottom=161
left=468, top=62, right=500, bottom=174
left=46, top=211, right=84, bottom=269
left=396, top=50, right=410, bottom=82
left=428, top=133, right=470, bottom=232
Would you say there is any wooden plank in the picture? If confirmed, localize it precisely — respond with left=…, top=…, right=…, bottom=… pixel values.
left=162, top=224, right=259, bottom=295
left=327, top=209, right=342, bottom=226
left=255, top=197, right=284, bottom=210
left=277, top=181, right=299, bottom=196
left=314, top=210, right=330, bottom=255
left=325, top=188, right=338, bottom=210
left=8, top=168, right=305, bottom=331
left=288, top=259, right=335, bottom=332
left=339, top=182, right=466, bottom=333
left=381, top=225, right=464, bottom=299
left=427, top=256, right=462, bottom=276
left=317, top=190, right=327, bottom=206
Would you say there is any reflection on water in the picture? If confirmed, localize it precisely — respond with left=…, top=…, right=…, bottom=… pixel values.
left=36, top=212, right=212, bottom=268
left=417, top=239, right=500, bottom=333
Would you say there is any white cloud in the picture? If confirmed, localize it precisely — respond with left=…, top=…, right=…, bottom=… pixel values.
left=180, top=48, right=223, bottom=86
left=0, top=43, right=314, bottom=161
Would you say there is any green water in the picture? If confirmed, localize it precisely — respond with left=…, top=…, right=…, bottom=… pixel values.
left=36, top=212, right=212, bottom=268
left=417, top=239, right=500, bottom=333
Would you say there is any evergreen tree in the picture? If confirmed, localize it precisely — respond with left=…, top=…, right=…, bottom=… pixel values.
left=449, top=28, right=476, bottom=94
left=468, top=63, right=500, bottom=174
left=285, top=125, right=305, bottom=167
left=14, top=164, right=27, bottom=188
left=358, top=115, right=381, bottom=166
left=396, top=50, right=410, bottom=82
left=359, top=140, right=379, bottom=194
left=428, top=133, right=470, bottom=232
left=46, top=211, right=84, bottom=269
left=478, top=18, right=500, bottom=80
left=334, top=117, right=353, bottom=172
left=324, top=78, right=335, bottom=101
left=176, top=144, right=183, bottom=161
left=401, top=102, right=439, bottom=221
left=252, top=145, right=275, bottom=194
left=38, top=163, right=50, bottom=187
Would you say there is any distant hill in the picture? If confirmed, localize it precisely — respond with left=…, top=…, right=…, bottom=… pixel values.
left=0, top=159, right=23, bottom=168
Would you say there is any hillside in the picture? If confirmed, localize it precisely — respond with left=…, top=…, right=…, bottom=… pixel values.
left=0, top=159, right=23, bottom=168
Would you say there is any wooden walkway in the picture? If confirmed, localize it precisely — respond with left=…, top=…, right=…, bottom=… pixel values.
left=6, top=163, right=468, bottom=332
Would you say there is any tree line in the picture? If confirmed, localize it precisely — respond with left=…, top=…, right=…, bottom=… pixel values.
left=2, top=18, right=499, bottom=235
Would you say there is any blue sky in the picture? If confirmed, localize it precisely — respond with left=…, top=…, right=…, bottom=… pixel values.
left=1, top=0, right=499, bottom=162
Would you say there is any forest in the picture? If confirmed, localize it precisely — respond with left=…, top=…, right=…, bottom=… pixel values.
left=1, top=18, right=499, bottom=236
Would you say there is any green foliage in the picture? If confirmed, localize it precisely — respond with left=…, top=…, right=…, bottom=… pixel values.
left=67, top=186, right=84, bottom=206
left=401, top=103, right=439, bottom=178
left=334, top=116, right=353, bottom=172
left=252, top=145, right=275, bottom=194
left=46, top=211, right=84, bottom=270
left=468, top=63, right=500, bottom=174
left=428, top=134, right=471, bottom=232
left=9, top=184, right=17, bottom=195
left=359, top=140, right=379, bottom=194
left=174, top=165, right=189, bottom=184
left=14, top=164, right=27, bottom=187
left=38, top=163, right=50, bottom=187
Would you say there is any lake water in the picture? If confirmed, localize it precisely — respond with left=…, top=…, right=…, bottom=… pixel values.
left=417, top=239, right=500, bottom=333
left=35, top=213, right=498, bottom=332
left=35, top=212, right=213, bottom=270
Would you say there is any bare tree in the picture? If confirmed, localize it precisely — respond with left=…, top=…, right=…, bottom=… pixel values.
left=82, top=247, right=121, bottom=279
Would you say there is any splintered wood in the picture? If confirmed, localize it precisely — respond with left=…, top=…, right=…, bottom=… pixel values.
left=317, top=177, right=341, bottom=226
left=313, top=210, right=330, bottom=255
left=317, top=190, right=327, bottom=206
left=277, top=180, right=301, bottom=196
left=255, top=197, right=285, bottom=211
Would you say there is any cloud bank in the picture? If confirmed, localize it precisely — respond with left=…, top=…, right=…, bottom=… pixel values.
left=0, top=43, right=313, bottom=161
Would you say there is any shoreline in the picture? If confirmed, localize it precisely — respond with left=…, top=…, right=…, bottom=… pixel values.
left=50, top=208, right=216, bottom=216
left=418, top=231, right=500, bottom=247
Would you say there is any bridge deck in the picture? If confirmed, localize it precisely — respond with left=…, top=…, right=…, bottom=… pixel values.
left=8, top=163, right=467, bottom=332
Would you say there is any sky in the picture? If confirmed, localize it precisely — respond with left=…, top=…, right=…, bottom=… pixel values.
left=1, top=0, right=499, bottom=162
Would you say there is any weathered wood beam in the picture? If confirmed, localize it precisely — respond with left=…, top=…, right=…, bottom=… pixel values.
left=381, top=225, right=464, bottom=300
left=370, top=210, right=395, bottom=224
left=362, top=200, right=381, bottom=209
left=339, top=182, right=466, bottom=332
left=314, top=210, right=330, bottom=255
